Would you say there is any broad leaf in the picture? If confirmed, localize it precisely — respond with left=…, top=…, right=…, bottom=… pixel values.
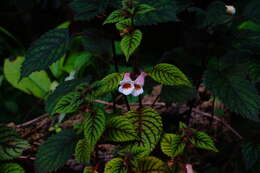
left=121, top=29, right=142, bottom=62
left=35, top=130, right=77, bottom=173
left=75, top=139, right=92, bottom=163
left=135, top=156, right=167, bottom=173
left=242, top=142, right=260, bottom=170
left=0, top=163, right=25, bottom=173
left=0, top=125, right=29, bottom=161
left=161, top=133, right=186, bottom=157
left=21, top=28, right=70, bottom=78
left=149, top=63, right=192, bottom=86
left=189, top=131, right=218, bottom=152
left=103, top=10, right=126, bottom=24
left=83, top=109, right=106, bottom=147
left=104, top=158, right=127, bottom=173
left=106, top=116, right=137, bottom=142
left=70, top=0, right=109, bottom=21
left=244, top=0, right=260, bottom=25
left=4, top=56, right=51, bottom=99
left=135, top=4, right=155, bottom=15
left=84, top=166, right=98, bottom=173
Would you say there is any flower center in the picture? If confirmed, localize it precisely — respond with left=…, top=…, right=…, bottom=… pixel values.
left=134, top=84, right=142, bottom=90
left=122, top=83, right=132, bottom=89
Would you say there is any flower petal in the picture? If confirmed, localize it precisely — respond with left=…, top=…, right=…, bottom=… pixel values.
left=134, top=72, right=147, bottom=86
left=119, top=84, right=134, bottom=95
left=132, top=86, right=144, bottom=96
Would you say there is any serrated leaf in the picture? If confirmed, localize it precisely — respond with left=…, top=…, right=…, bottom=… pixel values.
left=126, top=107, right=163, bottom=155
left=189, top=131, right=218, bottom=152
left=117, top=146, right=146, bottom=167
left=45, top=78, right=89, bottom=114
left=204, top=68, right=260, bottom=121
left=83, top=109, right=106, bottom=147
left=83, top=166, right=98, bottom=173
left=35, top=130, right=77, bottom=173
left=103, top=10, right=126, bottom=24
left=75, top=139, right=93, bottom=163
left=4, top=56, right=51, bottom=99
left=70, top=0, right=109, bottom=21
left=242, top=142, right=260, bottom=170
left=21, top=28, right=70, bottom=78
left=161, top=133, right=186, bottom=157
left=0, top=163, right=25, bottom=173
left=121, top=29, right=142, bottom=61
left=149, top=63, right=192, bottom=86
left=104, top=158, right=128, bottom=173
left=0, top=125, right=29, bottom=161
left=135, top=156, right=167, bottom=173
left=106, top=116, right=137, bottom=142
left=54, top=91, right=83, bottom=114
left=135, top=4, right=156, bottom=15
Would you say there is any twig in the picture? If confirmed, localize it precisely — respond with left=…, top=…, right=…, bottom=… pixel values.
left=18, top=156, right=36, bottom=160
left=151, top=95, right=160, bottom=108
left=209, top=96, right=215, bottom=128
left=16, top=114, right=48, bottom=128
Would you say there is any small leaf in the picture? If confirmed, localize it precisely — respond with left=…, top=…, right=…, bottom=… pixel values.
left=135, top=4, right=156, bottom=15
left=84, top=166, right=98, bottom=173
left=103, top=10, right=126, bottom=24
left=149, top=63, right=192, bottom=86
left=83, top=109, right=106, bottom=147
left=0, top=163, right=25, bottom=173
left=189, top=131, right=218, bottom=152
left=116, top=19, right=132, bottom=31
left=104, top=158, right=127, bottom=173
left=242, top=142, right=260, bottom=170
left=179, top=122, right=187, bottom=129
left=21, top=28, right=70, bottom=78
left=106, top=116, right=137, bottom=142
left=135, top=156, right=167, bottom=173
left=121, top=29, right=142, bottom=61
left=35, top=130, right=77, bottom=173
left=75, top=139, right=92, bottom=163
left=161, top=133, right=186, bottom=157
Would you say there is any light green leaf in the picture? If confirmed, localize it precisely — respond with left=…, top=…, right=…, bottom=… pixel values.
left=103, top=10, right=126, bottom=24
left=135, top=4, right=156, bottom=15
left=161, top=133, right=186, bottom=157
left=104, top=158, right=127, bottom=173
left=189, top=131, right=218, bottom=152
left=75, top=139, right=93, bottom=163
left=0, top=163, right=25, bottom=173
left=4, top=56, right=51, bottom=99
left=135, top=156, right=167, bottom=173
left=121, top=29, right=142, bottom=61
left=116, top=19, right=132, bottom=31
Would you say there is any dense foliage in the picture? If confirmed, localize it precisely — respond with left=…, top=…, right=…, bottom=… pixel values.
left=0, top=0, right=260, bottom=172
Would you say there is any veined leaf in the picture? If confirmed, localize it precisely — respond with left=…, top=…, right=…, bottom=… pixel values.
left=0, top=126, right=29, bottom=161
left=4, top=56, right=51, bottom=99
left=135, top=4, right=156, bottom=15
left=149, top=63, right=192, bottom=86
left=204, top=69, right=260, bottom=121
left=75, top=139, right=92, bottom=163
left=117, top=146, right=146, bottom=167
left=248, top=60, right=260, bottom=83
left=21, top=28, right=70, bottom=78
left=189, top=131, right=218, bottom=152
left=104, top=158, right=127, bottom=173
left=135, top=156, right=167, bottom=173
left=116, top=19, right=132, bottom=31
left=126, top=107, right=163, bottom=155
left=161, top=133, right=186, bottom=157
left=84, top=166, right=98, bottom=173
left=121, top=29, right=142, bottom=62
left=35, top=130, right=77, bottom=173
left=0, top=163, right=25, bottom=173
left=242, top=142, right=260, bottom=170
left=83, top=109, right=106, bottom=147
left=70, top=0, right=109, bottom=21
left=103, top=10, right=126, bottom=24
left=106, top=116, right=137, bottom=142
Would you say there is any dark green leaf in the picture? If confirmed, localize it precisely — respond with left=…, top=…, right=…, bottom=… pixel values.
left=244, top=0, right=260, bottom=25
left=242, top=142, right=260, bottom=170
left=161, top=133, right=186, bottom=157
left=0, top=163, right=25, bottom=173
left=189, top=131, right=218, bottom=152
left=75, top=139, right=92, bottom=163
left=104, top=158, right=127, bottom=173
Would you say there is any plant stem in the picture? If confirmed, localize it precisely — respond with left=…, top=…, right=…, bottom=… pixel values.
left=151, top=95, right=160, bottom=108
left=125, top=96, right=131, bottom=111
left=138, top=95, right=143, bottom=108
left=209, top=96, right=215, bottom=128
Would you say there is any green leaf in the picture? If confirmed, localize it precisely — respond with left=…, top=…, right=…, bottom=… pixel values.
left=83, top=109, right=106, bottom=147
left=106, top=116, right=137, bottom=142
left=21, top=28, right=70, bottom=78
left=244, top=0, right=260, bottom=25
left=0, top=125, right=29, bottom=161
left=149, top=63, right=192, bottom=86
left=0, top=163, right=25, bottom=173
left=35, top=130, right=77, bottom=173
left=53, top=91, right=83, bottom=114
left=135, top=4, right=156, bottom=15
left=75, top=139, right=92, bottom=163
left=179, top=122, right=187, bottom=129
left=4, top=56, right=51, bottom=99
left=204, top=69, right=260, bottom=121
left=242, top=142, right=260, bottom=170
left=121, top=29, right=142, bottom=61
left=161, top=133, right=186, bottom=157
left=70, top=0, right=109, bottom=21
left=103, top=10, right=126, bottom=24
left=45, top=78, right=89, bottom=114
left=189, top=131, right=218, bottom=152
left=116, top=19, right=132, bottom=31
left=84, top=166, right=98, bottom=173
left=126, top=107, right=163, bottom=155
left=135, top=156, right=167, bottom=173
left=248, top=60, right=260, bottom=83
left=104, top=158, right=127, bottom=173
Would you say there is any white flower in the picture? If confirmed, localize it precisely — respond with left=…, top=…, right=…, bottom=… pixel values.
left=65, top=71, right=76, bottom=81
left=225, top=5, right=236, bottom=15
left=118, top=72, right=135, bottom=95
left=131, top=72, right=147, bottom=97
